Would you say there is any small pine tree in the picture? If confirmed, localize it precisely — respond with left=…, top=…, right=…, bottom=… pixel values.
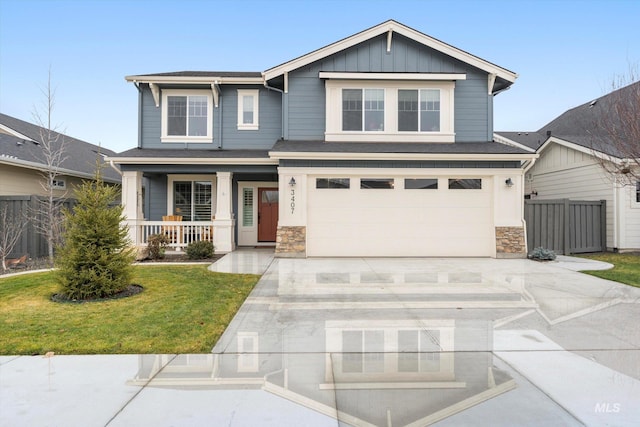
left=55, top=170, right=134, bottom=300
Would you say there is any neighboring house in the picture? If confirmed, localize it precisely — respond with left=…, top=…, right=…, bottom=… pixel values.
left=495, top=81, right=640, bottom=252
left=0, top=112, right=121, bottom=257
left=108, top=20, right=536, bottom=258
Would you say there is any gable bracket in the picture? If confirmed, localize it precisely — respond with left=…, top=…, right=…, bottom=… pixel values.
left=488, top=74, right=497, bottom=95
left=211, top=83, right=220, bottom=108
left=386, top=29, right=393, bottom=53
left=149, top=83, right=160, bottom=107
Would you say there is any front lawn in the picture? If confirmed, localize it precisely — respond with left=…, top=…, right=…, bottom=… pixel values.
left=579, top=252, right=640, bottom=288
left=0, top=266, right=259, bottom=355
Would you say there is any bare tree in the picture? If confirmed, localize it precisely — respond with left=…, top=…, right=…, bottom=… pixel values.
left=31, top=68, right=69, bottom=265
left=589, top=67, right=640, bottom=185
left=0, top=205, right=27, bottom=271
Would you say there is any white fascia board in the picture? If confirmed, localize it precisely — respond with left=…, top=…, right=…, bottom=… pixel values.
left=318, top=72, right=467, bottom=81
left=125, top=75, right=264, bottom=85
left=0, top=156, right=120, bottom=183
left=105, top=156, right=278, bottom=166
left=538, top=136, right=622, bottom=163
left=493, top=133, right=536, bottom=153
left=263, top=21, right=517, bottom=83
left=269, top=151, right=537, bottom=163
left=0, top=123, right=35, bottom=141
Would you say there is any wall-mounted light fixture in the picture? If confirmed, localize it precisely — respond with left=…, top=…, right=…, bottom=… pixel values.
left=505, top=178, right=514, bottom=187
left=289, top=177, right=296, bottom=186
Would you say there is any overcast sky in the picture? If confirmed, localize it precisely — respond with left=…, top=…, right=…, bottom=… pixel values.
left=1, top=0, right=638, bottom=153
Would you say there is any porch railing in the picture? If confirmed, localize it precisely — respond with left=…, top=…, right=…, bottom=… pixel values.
left=128, top=220, right=214, bottom=251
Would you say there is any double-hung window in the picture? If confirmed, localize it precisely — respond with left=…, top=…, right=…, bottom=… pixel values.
left=237, top=89, right=259, bottom=130
left=342, top=88, right=385, bottom=131
left=398, top=89, right=440, bottom=132
left=161, top=90, right=213, bottom=143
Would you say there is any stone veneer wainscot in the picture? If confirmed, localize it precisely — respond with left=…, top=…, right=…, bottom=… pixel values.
left=275, top=226, right=306, bottom=258
left=495, top=226, right=526, bottom=258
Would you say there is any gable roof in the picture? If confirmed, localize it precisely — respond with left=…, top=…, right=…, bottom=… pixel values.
left=496, top=81, right=640, bottom=158
left=0, top=113, right=121, bottom=183
left=263, top=20, right=517, bottom=92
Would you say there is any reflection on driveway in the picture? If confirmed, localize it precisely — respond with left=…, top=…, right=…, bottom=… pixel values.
left=125, top=258, right=640, bottom=426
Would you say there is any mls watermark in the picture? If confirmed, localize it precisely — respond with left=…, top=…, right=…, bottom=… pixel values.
left=594, top=402, right=621, bottom=413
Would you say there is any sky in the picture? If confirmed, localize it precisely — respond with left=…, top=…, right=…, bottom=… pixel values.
left=1, top=0, right=638, bottom=153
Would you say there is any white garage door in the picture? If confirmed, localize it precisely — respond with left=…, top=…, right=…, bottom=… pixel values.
left=307, top=176, right=494, bottom=257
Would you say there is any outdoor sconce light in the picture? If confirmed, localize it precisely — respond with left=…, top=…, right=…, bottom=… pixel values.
left=505, top=178, right=514, bottom=187
left=289, top=177, right=296, bottom=186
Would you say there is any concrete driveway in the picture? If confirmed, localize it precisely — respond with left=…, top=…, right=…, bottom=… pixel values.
left=2, top=255, right=639, bottom=426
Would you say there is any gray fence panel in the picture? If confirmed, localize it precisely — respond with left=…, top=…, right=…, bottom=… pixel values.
left=0, top=195, right=76, bottom=259
left=525, top=199, right=606, bottom=255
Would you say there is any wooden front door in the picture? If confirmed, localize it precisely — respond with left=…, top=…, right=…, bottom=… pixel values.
left=258, top=188, right=279, bottom=242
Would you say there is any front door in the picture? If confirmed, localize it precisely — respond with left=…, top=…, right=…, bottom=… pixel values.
left=258, top=188, right=279, bottom=242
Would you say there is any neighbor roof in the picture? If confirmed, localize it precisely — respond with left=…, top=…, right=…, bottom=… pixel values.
left=0, top=113, right=121, bottom=183
left=496, top=81, right=640, bottom=158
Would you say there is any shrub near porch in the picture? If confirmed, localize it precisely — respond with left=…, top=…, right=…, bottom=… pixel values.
left=0, top=266, right=259, bottom=355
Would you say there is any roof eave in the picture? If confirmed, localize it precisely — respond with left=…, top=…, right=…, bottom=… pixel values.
left=125, top=75, right=264, bottom=85
left=269, top=151, right=537, bottom=162
left=263, top=20, right=517, bottom=83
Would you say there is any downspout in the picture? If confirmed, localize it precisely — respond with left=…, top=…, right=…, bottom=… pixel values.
left=613, top=176, right=618, bottom=250
left=133, top=82, right=143, bottom=149
left=214, top=82, right=223, bottom=149
left=264, top=81, right=285, bottom=140
left=109, top=160, right=122, bottom=176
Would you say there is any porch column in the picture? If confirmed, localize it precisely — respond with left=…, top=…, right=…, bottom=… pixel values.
left=214, top=171, right=236, bottom=253
left=121, top=170, right=143, bottom=247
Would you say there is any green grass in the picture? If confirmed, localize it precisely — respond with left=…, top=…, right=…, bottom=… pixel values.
left=0, top=266, right=260, bottom=355
left=579, top=252, right=640, bottom=288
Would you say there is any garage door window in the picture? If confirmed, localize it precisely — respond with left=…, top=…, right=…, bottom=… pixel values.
left=361, top=178, right=394, bottom=189
left=316, top=178, right=350, bottom=189
left=448, top=179, right=481, bottom=190
left=405, top=178, right=438, bottom=189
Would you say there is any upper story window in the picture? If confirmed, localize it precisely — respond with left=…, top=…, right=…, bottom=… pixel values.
left=398, top=89, right=440, bottom=132
left=161, top=90, right=213, bottom=143
left=238, top=89, right=259, bottom=130
left=342, top=89, right=384, bottom=131
left=325, top=80, right=455, bottom=143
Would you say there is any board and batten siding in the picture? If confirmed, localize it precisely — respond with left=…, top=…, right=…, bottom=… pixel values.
left=286, top=33, right=492, bottom=142
left=527, top=143, right=615, bottom=249
left=140, top=85, right=282, bottom=150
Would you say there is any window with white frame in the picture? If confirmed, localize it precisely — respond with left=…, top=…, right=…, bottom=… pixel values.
left=52, top=178, right=66, bottom=189
left=161, top=90, right=213, bottom=143
left=325, top=80, right=455, bottom=142
left=237, top=89, right=259, bottom=130
left=173, top=181, right=213, bottom=221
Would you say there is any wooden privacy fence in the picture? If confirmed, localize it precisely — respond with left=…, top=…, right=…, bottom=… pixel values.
left=0, top=195, right=76, bottom=259
left=524, top=199, right=606, bottom=255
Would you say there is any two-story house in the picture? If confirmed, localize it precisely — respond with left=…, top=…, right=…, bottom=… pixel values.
left=108, top=20, right=536, bottom=258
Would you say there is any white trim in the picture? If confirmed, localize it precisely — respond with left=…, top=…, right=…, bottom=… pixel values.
left=166, top=174, right=217, bottom=219
left=538, top=136, right=624, bottom=163
left=149, top=83, right=160, bottom=107
left=325, top=80, right=455, bottom=142
left=0, top=156, right=120, bottom=183
left=237, top=89, right=259, bottom=130
left=126, top=75, right=263, bottom=85
left=0, top=123, right=35, bottom=141
left=263, top=20, right=517, bottom=85
left=271, top=151, right=536, bottom=162
left=319, top=72, right=467, bottom=81
left=161, top=89, right=213, bottom=143
left=493, top=133, right=536, bottom=153
left=105, top=156, right=277, bottom=165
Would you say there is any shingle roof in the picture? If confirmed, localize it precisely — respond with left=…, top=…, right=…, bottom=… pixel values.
left=0, top=113, right=121, bottom=182
left=271, top=140, right=532, bottom=155
left=494, top=131, right=547, bottom=150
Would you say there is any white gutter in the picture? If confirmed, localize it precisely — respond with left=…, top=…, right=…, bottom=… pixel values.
left=109, top=160, right=122, bottom=176
left=126, top=75, right=264, bottom=85
left=269, top=151, right=537, bottom=162
left=104, top=156, right=278, bottom=165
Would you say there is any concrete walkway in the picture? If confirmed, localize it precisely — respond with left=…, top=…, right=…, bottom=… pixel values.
left=2, top=254, right=638, bottom=426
